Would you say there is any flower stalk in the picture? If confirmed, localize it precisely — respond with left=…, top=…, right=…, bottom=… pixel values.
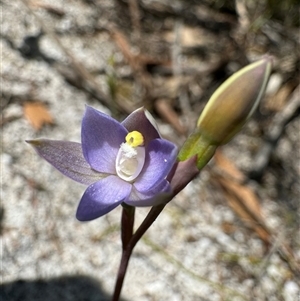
left=113, top=205, right=136, bottom=301
left=120, top=204, right=135, bottom=250
left=112, top=157, right=200, bottom=301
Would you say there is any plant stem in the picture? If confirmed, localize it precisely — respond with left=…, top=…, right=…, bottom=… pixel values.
left=112, top=205, right=135, bottom=301
left=111, top=204, right=166, bottom=301
left=111, top=246, right=133, bottom=301
left=120, top=204, right=135, bottom=249
left=111, top=158, right=200, bottom=301
left=128, top=204, right=166, bottom=250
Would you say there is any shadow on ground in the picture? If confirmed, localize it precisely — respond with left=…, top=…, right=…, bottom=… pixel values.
left=1, top=275, right=125, bottom=301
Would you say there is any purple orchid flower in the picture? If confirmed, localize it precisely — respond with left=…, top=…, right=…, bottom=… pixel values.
left=27, top=106, right=178, bottom=221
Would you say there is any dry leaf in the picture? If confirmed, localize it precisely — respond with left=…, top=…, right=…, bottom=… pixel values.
left=213, top=150, right=270, bottom=245
left=23, top=101, right=54, bottom=130
left=221, top=221, right=237, bottom=234
left=214, top=150, right=300, bottom=272
left=155, top=98, right=187, bottom=135
left=214, top=150, right=246, bottom=182
left=29, top=1, right=65, bottom=17
left=217, top=176, right=270, bottom=244
left=109, top=26, right=141, bottom=72
left=263, top=81, right=296, bottom=112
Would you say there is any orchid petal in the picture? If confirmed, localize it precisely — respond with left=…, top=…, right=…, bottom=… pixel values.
left=76, top=175, right=132, bottom=221
left=122, top=107, right=160, bottom=146
left=134, top=139, right=178, bottom=192
left=126, top=179, right=171, bottom=207
left=27, top=139, right=103, bottom=185
left=81, top=106, right=127, bottom=173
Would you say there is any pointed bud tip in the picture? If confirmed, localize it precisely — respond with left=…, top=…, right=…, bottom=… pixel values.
left=196, top=55, right=273, bottom=144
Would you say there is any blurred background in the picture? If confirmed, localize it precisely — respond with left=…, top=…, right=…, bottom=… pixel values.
left=1, top=0, right=299, bottom=300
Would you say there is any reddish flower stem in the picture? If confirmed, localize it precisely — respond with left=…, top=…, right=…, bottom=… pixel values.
left=112, top=157, right=200, bottom=301
left=111, top=205, right=166, bottom=301
left=111, top=246, right=133, bottom=301
left=120, top=204, right=135, bottom=250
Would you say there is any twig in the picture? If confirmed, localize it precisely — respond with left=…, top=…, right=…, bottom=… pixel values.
left=128, top=0, right=141, bottom=42
left=249, top=85, right=300, bottom=180
left=19, top=0, right=135, bottom=114
left=108, top=25, right=152, bottom=91
left=172, top=20, right=193, bottom=129
left=155, top=99, right=187, bottom=135
left=235, top=0, right=250, bottom=33
left=213, top=152, right=300, bottom=276
left=139, top=1, right=235, bottom=33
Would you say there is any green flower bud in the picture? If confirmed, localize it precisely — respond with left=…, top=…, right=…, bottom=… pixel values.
left=178, top=57, right=272, bottom=170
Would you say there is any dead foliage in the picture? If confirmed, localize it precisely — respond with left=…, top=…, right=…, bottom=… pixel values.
left=23, top=101, right=54, bottom=130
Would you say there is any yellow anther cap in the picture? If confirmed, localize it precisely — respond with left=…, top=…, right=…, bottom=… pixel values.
left=125, top=131, right=144, bottom=147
